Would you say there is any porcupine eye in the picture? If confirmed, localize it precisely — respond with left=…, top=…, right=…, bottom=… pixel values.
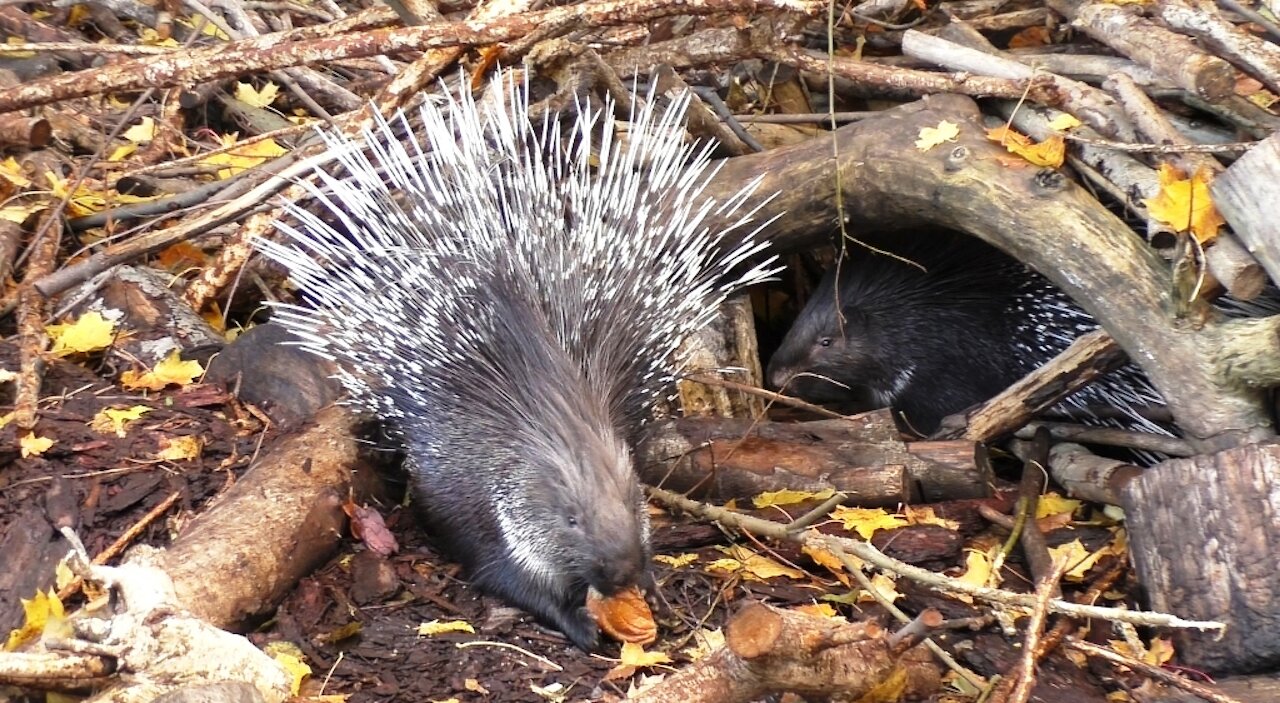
left=818, top=337, right=833, bottom=347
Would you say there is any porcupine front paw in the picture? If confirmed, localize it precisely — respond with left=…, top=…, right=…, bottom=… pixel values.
left=545, top=603, right=600, bottom=651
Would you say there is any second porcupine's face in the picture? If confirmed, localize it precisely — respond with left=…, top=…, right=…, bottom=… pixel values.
left=766, top=274, right=902, bottom=413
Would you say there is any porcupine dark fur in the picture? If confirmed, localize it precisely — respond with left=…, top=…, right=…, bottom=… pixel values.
left=256, top=79, right=778, bottom=649
left=765, top=229, right=1168, bottom=441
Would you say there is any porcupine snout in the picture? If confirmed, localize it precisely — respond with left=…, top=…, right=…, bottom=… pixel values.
left=564, top=427, right=651, bottom=597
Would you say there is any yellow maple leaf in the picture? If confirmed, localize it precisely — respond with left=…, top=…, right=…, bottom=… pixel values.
left=795, top=602, right=841, bottom=618
left=5, top=589, right=65, bottom=650
left=916, top=120, right=960, bottom=150
left=863, top=666, right=909, bottom=702
left=107, top=143, right=137, bottom=162
left=1144, top=636, right=1175, bottom=666
left=903, top=505, right=959, bottom=529
left=415, top=619, right=475, bottom=636
left=619, top=641, right=672, bottom=668
left=46, top=310, right=117, bottom=356
left=1047, top=113, right=1082, bottom=131
left=45, top=172, right=154, bottom=217
left=90, top=405, right=151, bottom=437
left=856, top=572, right=903, bottom=604
left=123, top=117, right=155, bottom=144
left=830, top=506, right=909, bottom=539
left=120, top=351, right=204, bottom=391
left=956, top=547, right=998, bottom=593
left=709, top=545, right=805, bottom=581
left=802, top=543, right=848, bottom=583
left=1143, top=164, right=1224, bottom=242
left=156, top=435, right=202, bottom=461
left=987, top=125, right=1066, bottom=168
left=1054, top=531, right=1127, bottom=580
left=752, top=487, right=835, bottom=508
left=652, top=553, right=698, bottom=568
left=235, top=81, right=281, bottom=109
left=0, top=202, right=45, bottom=224
left=1035, top=493, right=1081, bottom=520
left=276, top=653, right=311, bottom=696
left=138, top=27, right=180, bottom=47
left=0, top=156, right=32, bottom=188
left=19, top=432, right=54, bottom=458
left=203, top=135, right=288, bottom=179
left=54, top=560, right=75, bottom=590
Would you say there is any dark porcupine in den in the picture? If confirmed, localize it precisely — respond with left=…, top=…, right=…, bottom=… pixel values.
left=255, top=80, right=778, bottom=649
left=766, top=229, right=1169, bottom=439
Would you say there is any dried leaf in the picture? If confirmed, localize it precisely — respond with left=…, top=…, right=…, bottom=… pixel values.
left=652, top=553, right=698, bottom=568
left=915, top=120, right=960, bottom=150
left=123, top=117, right=156, bottom=144
left=753, top=487, right=835, bottom=508
left=155, top=242, right=208, bottom=272
left=90, top=405, right=152, bottom=438
left=986, top=125, right=1065, bottom=167
left=156, top=435, right=202, bottom=461
left=19, top=432, right=54, bottom=458
left=273, top=652, right=311, bottom=696
left=857, top=573, right=904, bottom=604
left=416, top=620, right=475, bottom=636
left=795, top=602, right=841, bottom=618
left=860, top=665, right=909, bottom=702
left=903, top=505, right=959, bottom=529
left=530, top=682, right=566, bottom=701
left=1035, top=493, right=1081, bottom=520
left=830, top=506, right=910, bottom=539
left=203, top=135, right=288, bottom=179
left=5, top=589, right=65, bottom=650
left=46, top=172, right=154, bottom=217
left=0, top=202, right=44, bottom=224
left=803, top=543, right=850, bottom=585
left=46, top=310, right=117, bottom=356
left=709, top=545, right=806, bottom=581
left=349, top=504, right=399, bottom=556
left=1008, top=26, right=1051, bottom=48
left=956, top=547, right=999, bottom=593
left=1047, top=114, right=1082, bottom=131
left=235, top=82, right=280, bottom=109
left=1143, top=164, right=1225, bottom=242
left=120, top=351, right=204, bottom=390
left=0, top=156, right=32, bottom=188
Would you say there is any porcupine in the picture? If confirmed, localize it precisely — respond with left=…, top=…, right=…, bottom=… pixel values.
left=765, top=229, right=1169, bottom=440
left=255, top=80, right=778, bottom=649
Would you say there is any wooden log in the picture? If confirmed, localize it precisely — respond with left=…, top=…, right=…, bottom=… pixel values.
left=638, top=413, right=990, bottom=504
left=1122, top=442, right=1280, bottom=674
left=154, top=405, right=376, bottom=630
left=1211, top=133, right=1280, bottom=289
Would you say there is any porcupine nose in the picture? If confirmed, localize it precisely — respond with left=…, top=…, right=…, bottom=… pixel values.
left=766, top=360, right=793, bottom=392
left=590, top=536, right=646, bottom=595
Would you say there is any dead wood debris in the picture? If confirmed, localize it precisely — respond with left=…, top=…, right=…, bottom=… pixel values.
left=1, top=0, right=1279, bottom=700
